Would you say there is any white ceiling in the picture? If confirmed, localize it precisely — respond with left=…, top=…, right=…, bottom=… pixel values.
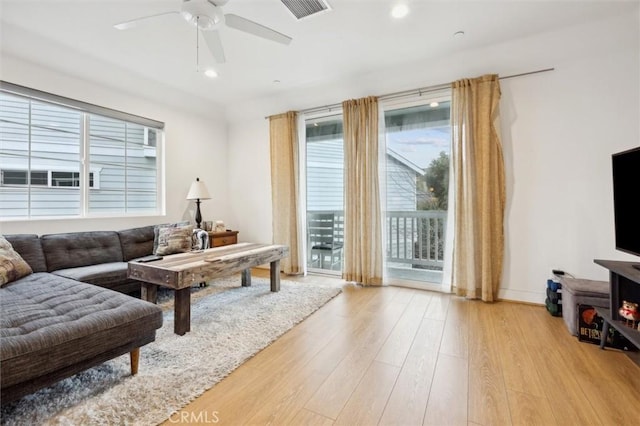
left=1, top=0, right=637, bottom=116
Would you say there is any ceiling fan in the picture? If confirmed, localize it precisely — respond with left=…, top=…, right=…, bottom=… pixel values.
left=114, top=0, right=292, bottom=65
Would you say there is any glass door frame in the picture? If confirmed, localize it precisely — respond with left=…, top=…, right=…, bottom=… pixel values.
left=380, top=90, right=454, bottom=293
left=299, top=109, right=345, bottom=277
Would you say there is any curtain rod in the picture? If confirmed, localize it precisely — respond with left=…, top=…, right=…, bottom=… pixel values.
left=266, top=67, right=554, bottom=119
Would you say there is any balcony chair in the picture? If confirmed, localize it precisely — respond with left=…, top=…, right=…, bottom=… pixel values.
left=308, top=212, right=343, bottom=270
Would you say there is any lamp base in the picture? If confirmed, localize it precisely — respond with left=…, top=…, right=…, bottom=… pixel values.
left=195, top=199, right=202, bottom=229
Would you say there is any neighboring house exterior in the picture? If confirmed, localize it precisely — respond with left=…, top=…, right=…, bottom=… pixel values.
left=307, top=137, right=444, bottom=271
left=0, top=93, right=159, bottom=218
left=306, top=138, right=424, bottom=212
left=385, top=148, right=425, bottom=211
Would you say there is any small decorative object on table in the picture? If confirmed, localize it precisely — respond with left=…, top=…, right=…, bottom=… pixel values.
left=192, top=229, right=209, bottom=251
left=618, top=300, right=640, bottom=328
left=214, top=220, right=225, bottom=232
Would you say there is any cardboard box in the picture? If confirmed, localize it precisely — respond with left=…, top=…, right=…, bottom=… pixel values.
left=577, top=304, right=636, bottom=351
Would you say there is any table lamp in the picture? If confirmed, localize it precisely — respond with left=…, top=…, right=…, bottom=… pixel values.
left=186, top=177, right=211, bottom=229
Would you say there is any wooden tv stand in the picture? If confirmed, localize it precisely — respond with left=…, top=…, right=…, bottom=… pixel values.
left=594, top=259, right=640, bottom=352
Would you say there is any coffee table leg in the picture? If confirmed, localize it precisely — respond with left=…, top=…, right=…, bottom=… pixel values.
left=141, top=282, right=158, bottom=303
left=174, top=288, right=191, bottom=335
left=270, top=260, right=280, bottom=292
left=241, top=268, right=252, bottom=287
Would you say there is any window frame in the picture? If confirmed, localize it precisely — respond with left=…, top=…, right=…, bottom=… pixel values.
left=0, top=81, right=165, bottom=220
left=301, top=110, right=345, bottom=276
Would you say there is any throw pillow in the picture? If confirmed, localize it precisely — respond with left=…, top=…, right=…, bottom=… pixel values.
left=0, top=235, right=33, bottom=287
left=153, top=221, right=190, bottom=254
left=155, top=226, right=193, bottom=256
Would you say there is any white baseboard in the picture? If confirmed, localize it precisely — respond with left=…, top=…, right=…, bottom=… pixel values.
left=498, top=288, right=545, bottom=305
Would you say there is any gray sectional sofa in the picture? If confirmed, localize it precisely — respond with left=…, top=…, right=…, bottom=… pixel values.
left=1, top=225, right=164, bottom=403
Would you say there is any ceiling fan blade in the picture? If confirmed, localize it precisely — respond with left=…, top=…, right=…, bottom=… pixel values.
left=224, top=14, right=292, bottom=45
left=114, top=11, right=180, bottom=30
left=201, top=29, right=226, bottom=64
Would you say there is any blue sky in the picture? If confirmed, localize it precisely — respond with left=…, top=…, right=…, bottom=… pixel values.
left=385, top=125, right=451, bottom=169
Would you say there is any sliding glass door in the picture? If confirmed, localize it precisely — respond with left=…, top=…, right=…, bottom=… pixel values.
left=301, top=94, right=452, bottom=288
left=383, top=93, right=452, bottom=289
left=304, top=113, right=344, bottom=275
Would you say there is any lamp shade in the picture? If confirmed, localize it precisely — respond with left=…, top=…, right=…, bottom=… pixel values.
left=186, top=177, right=211, bottom=200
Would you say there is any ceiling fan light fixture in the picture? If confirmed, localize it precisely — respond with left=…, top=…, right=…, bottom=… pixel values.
left=182, top=13, right=219, bottom=29
left=181, top=0, right=223, bottom=29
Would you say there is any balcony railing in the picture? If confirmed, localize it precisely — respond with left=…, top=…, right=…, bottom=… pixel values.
left=307, top=210, right=447, bottom=273
left=386, top=210, right=447, bottom=269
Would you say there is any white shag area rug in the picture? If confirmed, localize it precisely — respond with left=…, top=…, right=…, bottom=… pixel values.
left=1, top=276, right=341, bottom=426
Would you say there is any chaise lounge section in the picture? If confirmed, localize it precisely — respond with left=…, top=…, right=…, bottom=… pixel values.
left=0, top=226, right=163, bottom=404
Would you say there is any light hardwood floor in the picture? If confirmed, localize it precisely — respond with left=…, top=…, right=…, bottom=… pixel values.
left=163, top=270, right=640, bottom=426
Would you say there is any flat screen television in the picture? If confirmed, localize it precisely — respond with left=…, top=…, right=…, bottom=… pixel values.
left=612, top=146, right=640, bottom=268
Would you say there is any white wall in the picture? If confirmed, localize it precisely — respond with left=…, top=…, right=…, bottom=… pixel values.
left=1, top=11, right=637, bottom=303
left=0, top=55, right=229, bottom=235
left=226, top=11, right=640, bottom=303
left=227, top=116, right=272, bottom=244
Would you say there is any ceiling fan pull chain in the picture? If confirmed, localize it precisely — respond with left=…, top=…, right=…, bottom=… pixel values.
left=196, top=16, right=200, bottom=72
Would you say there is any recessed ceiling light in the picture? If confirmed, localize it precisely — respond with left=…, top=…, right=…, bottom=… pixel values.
left=391, top=4, right=409, bottom=19
left=430, top=101, right=439, bottom=107
left=204, top=69, right=218, bottom=78
left=454, top=30, right=465, bottom=38
left=273, top=79, right=281, bottom=84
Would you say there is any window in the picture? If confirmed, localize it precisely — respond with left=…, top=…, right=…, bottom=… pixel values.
left=1, top=170, right=46, bottom=186
left=52, top=171, right=80, bottom=187
left=382, top=94, right=452, bottom=288
left=305, top=113, right=345, bottom=274
left=0, top=82, right=164, bottom=219
left=301, top=89, right=453, bottom=290
left=1, top=169, right=95, bottom=187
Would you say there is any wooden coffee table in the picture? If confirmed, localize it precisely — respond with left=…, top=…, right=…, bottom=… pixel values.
left=128, top=243, right=289, bottom=335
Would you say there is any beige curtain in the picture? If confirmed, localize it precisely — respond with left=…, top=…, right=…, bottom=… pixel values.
left=269, top=111, right=303, bottom=274
left=342, top=96, right=383, bottom=285
left=451, top=74, right=505, bottom=302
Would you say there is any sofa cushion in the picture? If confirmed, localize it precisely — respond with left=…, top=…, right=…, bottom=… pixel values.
left=155, top=225, right=193, bottom=256
left=52, top=262, right=128, bottom=288
left=153, top=221, right=190, bottom=254
left=0, top=236, right=33, bottom=287
left=0, top=272, right=163, bottom=388
left=118, top=225, right=155, bottom=261
left=3, top=234, right=47, bottom=273
left=41, top=231, right=123, bottom=272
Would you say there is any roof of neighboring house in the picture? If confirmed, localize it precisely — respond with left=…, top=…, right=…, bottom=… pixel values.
left=386, top=147, right=425, bottom=176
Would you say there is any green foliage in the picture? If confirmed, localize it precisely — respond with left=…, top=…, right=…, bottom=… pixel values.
left=417, top=151, right=449, bottom=210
